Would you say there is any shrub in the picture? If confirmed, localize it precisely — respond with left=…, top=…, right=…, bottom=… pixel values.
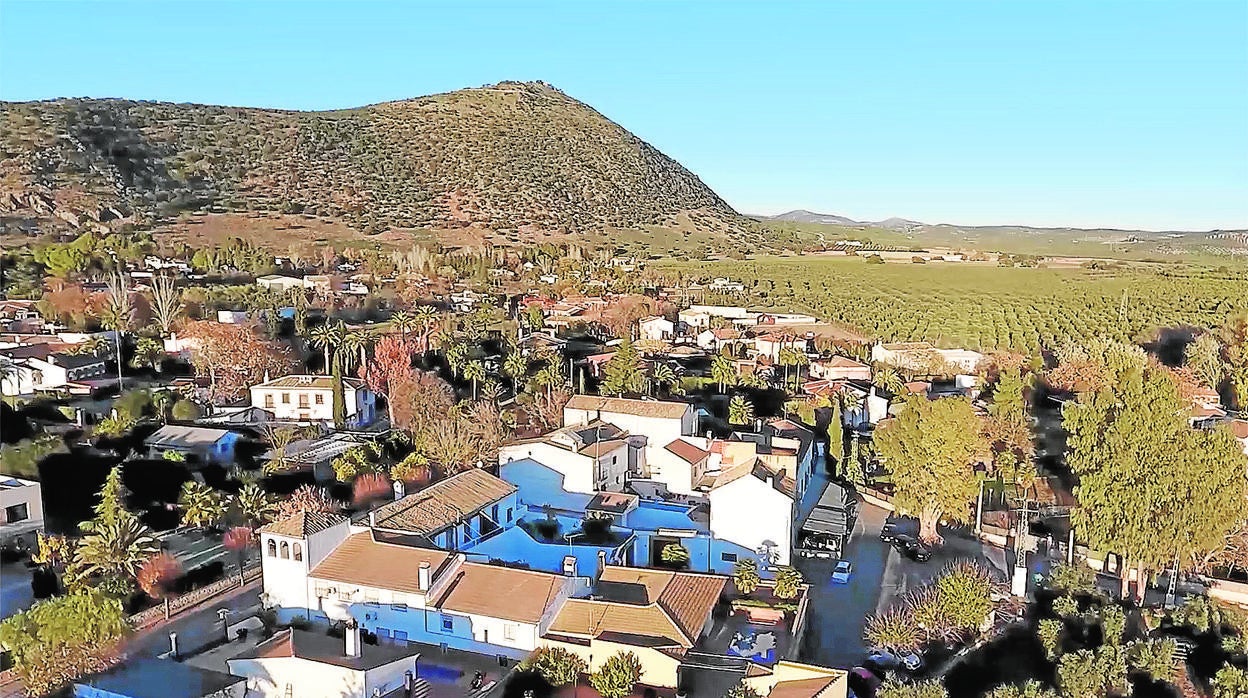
left=170, top=399, right=201, bottom=421
left=733, top=558, right=760, bottom=595
left=589, top=651, right=642, bottom=698
left=773, top=566, right=803, bottom=600
left=520, top=647, right=587, bottom=687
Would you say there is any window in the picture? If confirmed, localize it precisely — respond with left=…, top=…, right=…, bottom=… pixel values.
left=315, top=393, right=324, bottom=405
left=279, top=541, right=289, bottom=559
left=390, top=603, right=408, bottom=612
left=503, top=623, right=517, bottom=641
left=292, top=543, right=303, bottom=561
left=298, top=394, right=309, bottom=408
left=491, top=505, right=499, bottom=522
left=4, top=503, right=29, bottom=523
left=721, top=552, right=738, bottom=563
left=441, top=615, right=454, bottom=632
left=506, top=508, right=513, bottom=523
left=364, top=591, right=380, bottom=604
left=281, top=392, right=290, bottom=404
left=267, top=539, right=277, bottom=557
left=264, top=394, right=275, bottom=409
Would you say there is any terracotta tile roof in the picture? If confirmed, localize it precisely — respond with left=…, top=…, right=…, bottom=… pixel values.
left=823, top=356, right=868, bottom=368
left=253, top=374, right=366, bottom=390
left=433, top=563, right=564, bottom=624
left=548, top=598, right=688, bottom=646
left=558, top=567, right=727, bottom=647
left=234, top=628, right=417, bottom=671
left=580, top=439, right=627, bottom=457
left=711, top=460, right=796, bottom=499
left=1227, top=419, right=1248, bottom=440
left=566, top=395, right=691, bottom=420
left=766, top=677, right=842, bottom=698
left=665, top=439, right=710, bottom=465
left=310, top=532, right=450, bottom=594
left=259, top=511, right=346, bottom=538
left=371, top=469, right=516, bottom=536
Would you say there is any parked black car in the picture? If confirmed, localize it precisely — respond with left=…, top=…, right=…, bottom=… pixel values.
left=890, top=534, right=932, bottom=562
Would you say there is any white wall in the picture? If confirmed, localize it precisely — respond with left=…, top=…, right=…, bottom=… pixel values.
left=0, top=479, right=44, bottom=544
left=251, top=387, right=338, bottom=422
left=461, top=612, right=541, bottom=652
left=364, top=657, right=421, bottom=698
left=260, top=520, right=350, bottom=612
left=229, top=656, right=365, bottom=698
left=499, top=442, right=596, bottom=493
left=709, top=476, right=793, bottom=566
left=644, top=448, right=696, bottom=495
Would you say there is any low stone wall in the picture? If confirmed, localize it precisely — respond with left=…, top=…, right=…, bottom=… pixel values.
left=859, top=486, right=1010, bottom=548
left=130, top=563, right=262, bottom=630
left=1206, top=576, right=1248, bottom=608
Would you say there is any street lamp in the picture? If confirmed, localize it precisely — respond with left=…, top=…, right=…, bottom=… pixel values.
left=565, top=531, right=587, bottom=555
left=217, top=608, right=231, bottom=643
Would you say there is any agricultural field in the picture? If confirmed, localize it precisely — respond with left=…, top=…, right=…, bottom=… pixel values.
left=657, top=256, right=1248, bottom=352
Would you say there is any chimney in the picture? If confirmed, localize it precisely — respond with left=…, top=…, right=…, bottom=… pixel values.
left=393, top=479, right=406, bottom=500
left=404, top=671, right=414, bottom=695
left=563, top=555, right=577, bottom=577
left=418, top=561, right=431, bottom=592
left=345, top=619, right=361, bottom=658
left=596, top=550, right=606, bottom=580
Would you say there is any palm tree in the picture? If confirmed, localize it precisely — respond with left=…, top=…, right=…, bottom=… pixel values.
left=502, top=352, right=528, bottom=392
left=789, top=349, right=810, bottom=390
left=413, top=305, right=438, bottom=352
left=777, top=347, right=799, bottom=389
left=463, top=360, right=486, bottom=400
left=340, top=328, right=377, bottom=374
left=650, top=362, right=680, bottom=397
left=444, top=342, right=468, bottom=380
left=178, top=482, right=228, bottom=530
left=390, top=310, right=416, bottom=336
left=728, top=394, right=755, bottom=427
left=872, top=365, right=906, bottom=397
left=100, top=271, right=134, bottom=386
left=236, top=483, right=277, bottom=529
left=308, top=322, right=343, bottom=375
left=711, top=354, right=737, bottom=394
left=71, top=515, right=161, bottom=588
left=152, top=390, right=175, bottom=422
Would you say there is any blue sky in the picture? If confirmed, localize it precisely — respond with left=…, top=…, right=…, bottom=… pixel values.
left=2, top=1, right=1245, bottom=231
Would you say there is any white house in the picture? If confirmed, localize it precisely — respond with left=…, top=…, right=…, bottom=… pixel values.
left=227, top=626, right=419, bottom=698
left=255, top=275, right=306, bottom=293
left=708, top=459, right=796, bottom=567
left=871, top=342, right=984, bottom=375
left=809, top=356, right=872, bottom=381
left=0, top=476, right=44, bottom=551
left=499, top=421, right=636, bottom=494
left=258, top=511, right=355, bottom=614
left=638, top=316, right=675, bottom=341
left=563, top=396, right=697, bottom=456
left=249, top=375, right=376, bottom=427
left=2, top=350, right=111, bottom=395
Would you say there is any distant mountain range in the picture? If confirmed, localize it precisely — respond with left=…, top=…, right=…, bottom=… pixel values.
left=763, top=209, right=1243, bottom=236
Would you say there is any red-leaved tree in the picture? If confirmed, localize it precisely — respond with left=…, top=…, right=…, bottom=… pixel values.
left=223, top=526, right=254, bottom=586
left=137, top=552, right=183, bottom=620
left=182, top=321, right=296, bottom=403
left=352, top=472, right=392, bottom=507
left=360, top=334, right=414, bottom=424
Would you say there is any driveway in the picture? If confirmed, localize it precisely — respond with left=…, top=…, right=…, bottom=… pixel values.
left=797, top=501, right=1009, bottom=669
left=0, top=561, right=35, bottom=620
left=125, top=583, right=263, bottom=658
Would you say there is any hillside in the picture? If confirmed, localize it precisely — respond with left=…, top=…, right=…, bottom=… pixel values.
left=0, top=81, right=742, bottom=245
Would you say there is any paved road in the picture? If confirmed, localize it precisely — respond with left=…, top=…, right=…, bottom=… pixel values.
left=0, top=562, right=35, bottom=620
left=797, top=502, right=1009, bottom=670
left=125, top=582, right=263, bottom=659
